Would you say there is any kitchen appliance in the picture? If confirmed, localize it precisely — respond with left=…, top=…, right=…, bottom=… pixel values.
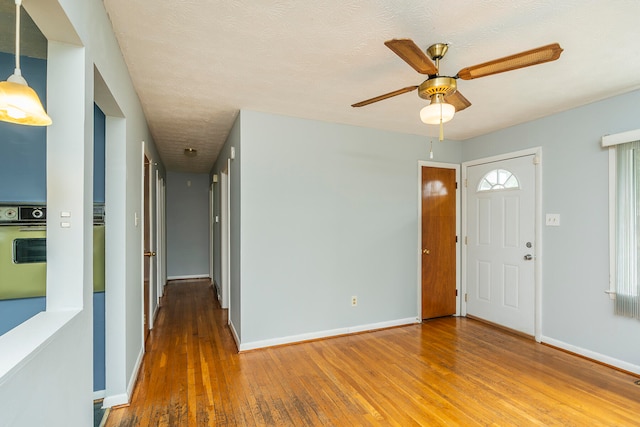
left=0, top=203, right=105, bottom=300
left=0, top=204, right=47, bottom=300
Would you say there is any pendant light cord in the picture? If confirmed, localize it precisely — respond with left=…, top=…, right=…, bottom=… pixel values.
left=14, top=0, right=22, bottom=74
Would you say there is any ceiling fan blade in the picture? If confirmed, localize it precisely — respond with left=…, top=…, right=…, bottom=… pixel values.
left=384, top=39, right=438, bottom=75
left=457, top=43, right=563, bottom=80
left=351, top=86, right=418, bottom=107
left=444, top=91, right=472, bottom=112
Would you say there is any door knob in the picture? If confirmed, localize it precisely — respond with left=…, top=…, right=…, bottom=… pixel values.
left=523, top=254, right=533, bottom=261
left=422, top=249, right=430, bottom=255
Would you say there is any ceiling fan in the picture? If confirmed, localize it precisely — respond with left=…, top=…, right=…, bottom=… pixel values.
left=352, top=39, right=563, bottom=127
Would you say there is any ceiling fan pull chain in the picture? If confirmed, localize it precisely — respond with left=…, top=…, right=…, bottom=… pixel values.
left=439, top=103, right=444, bottom=141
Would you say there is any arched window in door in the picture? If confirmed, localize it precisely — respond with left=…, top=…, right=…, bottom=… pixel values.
left=477, top=168, right=520, bottom=192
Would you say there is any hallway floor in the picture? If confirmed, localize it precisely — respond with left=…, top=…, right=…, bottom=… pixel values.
left=105, top=279, right=640, bottom=426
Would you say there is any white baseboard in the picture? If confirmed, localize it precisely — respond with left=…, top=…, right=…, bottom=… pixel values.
left=238, top=317, right=419, bottom=352
left=128, top=347, right=144, bottom=395
left=229, top=320, right=240, bottom=351
left=93, top=390, right=105, bottom=401
left=150, top=303, right=160, bottom=329
left=102, top=392, right=128, bottom=408
left=101, top=346, right=144, bottom=408
left=167, top=274, right=210, bottom=281
left=542, top=336, right=640, bottom=375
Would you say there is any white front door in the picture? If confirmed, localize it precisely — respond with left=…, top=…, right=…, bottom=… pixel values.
left=466, top=155, right=536, bottom=335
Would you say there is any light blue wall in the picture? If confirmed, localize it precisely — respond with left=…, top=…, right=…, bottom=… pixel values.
left=219, top=110, right=461, bottom=346
left=212, top=114, right=242, bottom=337
left=463, top=89, right=640, bottom=369
left=166, top=171, right=211, bottom=278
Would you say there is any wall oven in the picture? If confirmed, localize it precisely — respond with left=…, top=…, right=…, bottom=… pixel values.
left=0, top=204, right=105, bottom=300
left=0, top=205, right=47, bottom=300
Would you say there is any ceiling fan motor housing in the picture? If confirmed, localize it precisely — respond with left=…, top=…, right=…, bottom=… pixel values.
left=418, top=76, right=457, bottom=100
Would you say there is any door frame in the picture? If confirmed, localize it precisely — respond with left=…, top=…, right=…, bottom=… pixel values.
left=220, top=160, right=231, bottom=321
left=417, top=161, right=462, bottom=318
left=461, top=147, right=543, bottom=341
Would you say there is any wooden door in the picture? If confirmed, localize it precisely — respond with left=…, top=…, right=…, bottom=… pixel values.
left=421, top=166, right=457, bottom=319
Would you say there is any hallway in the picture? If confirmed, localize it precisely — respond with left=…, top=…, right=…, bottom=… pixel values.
left=105, top=279, right=640, bottom=426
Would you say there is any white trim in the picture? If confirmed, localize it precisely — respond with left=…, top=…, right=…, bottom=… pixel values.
left=209, top=183, right=214, bottom=284
left=229, top=320, right=240, bottom=350
left=127, top=347, right=144, bottom=400
left=607, top=147, right=617, bottom=297
left=167, top=274, right=210, bottom=281
left=151, top=303, right=160, bottom=327
left=601, top=128, right=640, bottom=147
left=92, top=390, right=105, bottom=400
left=102, top=393, right=128, bottom=408
left=102, top=346, right=143, bottom=408
left=238, top=318, right=419, bottom=352
left=461, top=147, right=543, bottom=341
left=416, top=161, right=461, bottom=319
left=542, top=336, right=640, bottom=375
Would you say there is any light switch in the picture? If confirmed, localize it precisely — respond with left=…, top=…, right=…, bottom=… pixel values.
left=60, top=211, right=71, bottom=218
left=545, top=214, right=560, bottom=226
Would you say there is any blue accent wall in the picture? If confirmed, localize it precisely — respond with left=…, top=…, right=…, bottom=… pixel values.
left=94, top=104, right=106, bottom=203
left=0, top=52, right=47, bottom=202
left=0, top=297, right=46, bottom=335
left=93, top=292, right=106, bottom=391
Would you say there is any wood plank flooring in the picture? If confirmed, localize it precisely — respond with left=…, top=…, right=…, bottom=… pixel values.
left=105, top=279, right=640, bottom=426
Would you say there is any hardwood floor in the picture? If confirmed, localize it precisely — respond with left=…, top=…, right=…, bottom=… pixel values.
left=105, top=279, right=640, bottom=426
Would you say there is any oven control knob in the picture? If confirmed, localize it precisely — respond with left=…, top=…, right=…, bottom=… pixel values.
left=1, top=208, right=17, bottom=220
left=32, top=209, right=44, bottom=219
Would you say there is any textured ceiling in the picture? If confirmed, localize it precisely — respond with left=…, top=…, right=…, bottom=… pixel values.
left=101, top=0, right=640, bottom=173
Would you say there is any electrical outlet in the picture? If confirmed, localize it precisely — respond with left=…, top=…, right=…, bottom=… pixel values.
left=545, top=213, right=560, bottom=226
left=351, top=296, right=357, bottom=307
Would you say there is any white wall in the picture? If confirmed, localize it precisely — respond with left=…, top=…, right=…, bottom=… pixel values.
left=462, top=89, right=640, bottom=373
left=0, top=0, right=162, bottom=423
left=166, top=172, right=211, bottom=279
left=212, top=110, right=462, bottom=349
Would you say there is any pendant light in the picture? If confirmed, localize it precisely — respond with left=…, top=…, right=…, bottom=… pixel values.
left=0, top=0, right=52, bottom=126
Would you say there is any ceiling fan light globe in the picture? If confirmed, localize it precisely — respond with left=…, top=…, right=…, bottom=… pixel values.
left=420, top=102, right=455, bottom=125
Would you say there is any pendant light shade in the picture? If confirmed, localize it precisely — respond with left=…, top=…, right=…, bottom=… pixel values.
left=0, top=0, right=52, bottom=126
